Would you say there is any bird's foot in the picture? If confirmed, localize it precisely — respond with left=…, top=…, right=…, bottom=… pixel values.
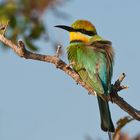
left=66, top=61, right=76, bottom=68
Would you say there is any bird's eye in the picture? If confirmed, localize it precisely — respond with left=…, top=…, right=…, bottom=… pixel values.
left=75, top=29, right=96, bottom=36
left=79, top=29, right=86, bottom=34
left=82, top=30, right=95, bottom=36
left=80, top=29, right=85, bottom=33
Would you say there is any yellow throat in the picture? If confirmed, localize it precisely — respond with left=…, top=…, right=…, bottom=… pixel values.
left=70, top=32, right=90, bottom=43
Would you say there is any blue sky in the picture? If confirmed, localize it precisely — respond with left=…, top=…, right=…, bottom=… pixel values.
left=0, top=0, right=140, bottom=140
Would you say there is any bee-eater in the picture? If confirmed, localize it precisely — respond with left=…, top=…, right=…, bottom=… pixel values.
left=55, top=20, right=115, bottom=132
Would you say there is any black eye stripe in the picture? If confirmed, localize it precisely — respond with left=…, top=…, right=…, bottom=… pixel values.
left=75, top=29, right=96, bottom=36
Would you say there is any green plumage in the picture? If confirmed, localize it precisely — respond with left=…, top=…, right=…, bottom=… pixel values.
left=67, top=35, right=115, bottom=132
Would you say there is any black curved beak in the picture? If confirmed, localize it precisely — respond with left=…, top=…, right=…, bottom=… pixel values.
left=54, top=25, right=75, bottom=32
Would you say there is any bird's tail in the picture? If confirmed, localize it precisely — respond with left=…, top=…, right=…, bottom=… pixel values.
left=97, top=96, right=115, bottom=132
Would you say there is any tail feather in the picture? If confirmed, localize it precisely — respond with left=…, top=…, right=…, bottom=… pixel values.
left=97, top=96, right=114, bottom=132
left=108, top=132, right=113, bottom=140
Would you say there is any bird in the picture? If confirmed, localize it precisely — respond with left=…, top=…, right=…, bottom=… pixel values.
left=55, top=20, right=115, bottom=132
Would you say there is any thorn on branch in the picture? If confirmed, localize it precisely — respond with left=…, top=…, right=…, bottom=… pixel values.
left=118, top=85, right=129, bottom=92
left=17, top=40, right=27, bottom=57
left=115, top=73, right=126, bottom=87
left=108, top=73, right=127, bottom=102
left=55, top=44, right=62, bottom=58
left=118, top=73, right=126, bottom=84
left=18, top=40, right=25, bottom=49
left=112, top=73, right=127, bottom=93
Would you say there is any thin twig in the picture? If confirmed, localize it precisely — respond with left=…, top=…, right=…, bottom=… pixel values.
left=55, top=44, right=62, bottom=58
left=0, top=34, right=140, bottom=121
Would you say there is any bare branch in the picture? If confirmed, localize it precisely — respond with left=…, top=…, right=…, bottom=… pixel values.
left=0, top=34, right=140, bottom=121
left=111, top=93, right=140, bottom=121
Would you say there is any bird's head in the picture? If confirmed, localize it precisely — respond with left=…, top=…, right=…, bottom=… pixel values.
left=55, top=20, right=97, bottom=43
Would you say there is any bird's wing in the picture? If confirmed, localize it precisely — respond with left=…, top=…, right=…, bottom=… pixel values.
left=67, top=43, right=105, bottom=95
left=77, top=66, right=104, bottom=95
left=86, top=40, right=114, bottom=94
left=67, top=40, right=114, bottom=96
left=73, top=44, right=106, bottom=95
